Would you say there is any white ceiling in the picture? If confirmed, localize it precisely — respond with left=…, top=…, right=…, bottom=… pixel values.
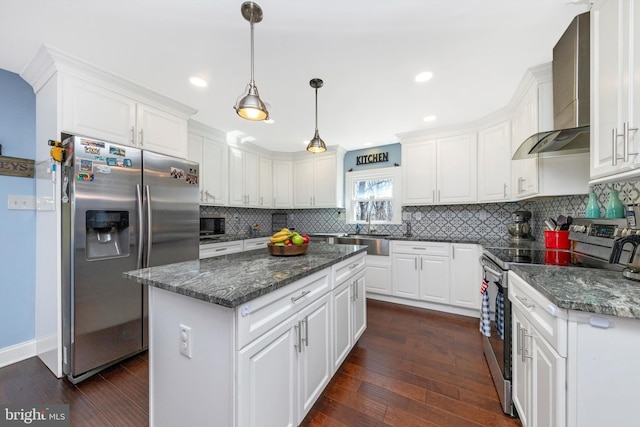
left=0, top=0, right=589, bottom=153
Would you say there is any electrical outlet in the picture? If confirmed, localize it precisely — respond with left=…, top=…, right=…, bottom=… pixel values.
left=7, top=195, right=36, bottom=210
left=179, top=324, right=192, bottom=359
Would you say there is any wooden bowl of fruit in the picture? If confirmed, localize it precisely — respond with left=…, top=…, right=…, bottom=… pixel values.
left=267, top=242, right=309, bottom=256
left=268, top=229, right=310, bottom=256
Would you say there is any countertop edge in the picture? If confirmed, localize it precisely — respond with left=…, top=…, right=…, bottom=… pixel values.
left=124, top=246, right=367, bottom=308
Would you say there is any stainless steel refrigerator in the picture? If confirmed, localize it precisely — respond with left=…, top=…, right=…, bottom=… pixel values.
left=61, top=135, right=199, bottom=383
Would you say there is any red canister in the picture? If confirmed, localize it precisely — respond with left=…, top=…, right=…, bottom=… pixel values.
left=544, top=230, right=570, bottom=249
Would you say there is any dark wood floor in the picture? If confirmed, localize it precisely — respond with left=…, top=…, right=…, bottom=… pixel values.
left=0, top=300, right=520, bottom=426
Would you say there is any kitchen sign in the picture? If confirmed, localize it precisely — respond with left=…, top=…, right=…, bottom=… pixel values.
left=356, top=151, right=389, bottom=165
left=0, top=155, right=34, bottom=178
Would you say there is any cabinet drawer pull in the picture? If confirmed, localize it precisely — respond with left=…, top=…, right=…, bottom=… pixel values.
left=412, top=247, right=426, bottom=250
left=215, top=247, right=228, bottom=252
left=294, top=323, right=302, bottom=352
left=515, top=294, right=535, bottom=309
left=291, top=290, right=311, bottom=303
left=349, top=263, right=359, bottom=269
left=130, top=126, right=135, bottom=144
left=624, top=121, right=638, bottom=162
left=302, top=316, right=309, bottom=347
left=139, top=129, right=144, bottom=145
left=503, top=183, right=507, bottom=198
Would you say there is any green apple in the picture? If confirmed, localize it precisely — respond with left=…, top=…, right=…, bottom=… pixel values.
left=292, top=234, right=304, bottom=245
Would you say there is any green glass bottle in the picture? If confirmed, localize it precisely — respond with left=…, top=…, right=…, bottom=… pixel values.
left=605, top=188, right=625, bottom=218
left=585, top=186, right=601, bottom=218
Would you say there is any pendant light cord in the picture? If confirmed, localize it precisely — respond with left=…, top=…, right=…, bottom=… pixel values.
left=250, top=20, right=255, bottom=85
left=315, top=87, right=319, bottom=132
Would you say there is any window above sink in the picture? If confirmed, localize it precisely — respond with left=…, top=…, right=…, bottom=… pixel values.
left=345, top=167, right=402, bottom=226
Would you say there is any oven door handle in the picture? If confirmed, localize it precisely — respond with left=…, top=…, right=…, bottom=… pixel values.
left=481, top=259, right=503, bottom=279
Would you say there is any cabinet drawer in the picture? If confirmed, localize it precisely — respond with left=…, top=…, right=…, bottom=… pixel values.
left=333, top=253, right=366, bottom=286
left=391, top=240, right=450, bottom=256
left=509, top=271, right=568, bottom=357
left=199, top=241, right=243, bottom=259
left=243, top=237, right=270, bottom=251
left=236, top=270, right=330, bottom=349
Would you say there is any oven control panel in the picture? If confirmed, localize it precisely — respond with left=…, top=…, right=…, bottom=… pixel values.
left=569, top=218, right=629, bottom=246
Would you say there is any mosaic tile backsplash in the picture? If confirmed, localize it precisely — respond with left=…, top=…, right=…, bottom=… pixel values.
left=201, top=181, right=640, bottom=247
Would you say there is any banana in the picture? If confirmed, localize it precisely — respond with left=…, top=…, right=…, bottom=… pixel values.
left=270, top=233, right=292, bottom=243
left=270, top=229, right=293, bottom=243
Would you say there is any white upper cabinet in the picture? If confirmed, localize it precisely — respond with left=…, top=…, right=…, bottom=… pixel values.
left=61, top=74, right=192, bottom=159
left=259, top=156, right=273, bottom=208
left=437, top=133, right=478, bottom=204
left=293, top=149, right=345, bottom=208
left=591, top=0, right=640, bottom=182
left=187, top=121, right=228, bottom=205
left=401, top=140, right=437, bottom=205
left=478, top=121, right=512, bottom=202
left=401, top=132, right=477, bottom=205
left=273, top=159, right=293, bottom=208
left=511, top=72, right=546, bottom=199
left=229, top=148, right=260, bottom=207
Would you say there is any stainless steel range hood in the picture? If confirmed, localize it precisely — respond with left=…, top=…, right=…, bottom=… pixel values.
left=513, top=12, right=590, bottom=160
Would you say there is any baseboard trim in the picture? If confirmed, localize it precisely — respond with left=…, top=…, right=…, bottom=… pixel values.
left=0, top=339, right=37, bottom=369
left=366, top=294, right=479, bottom=318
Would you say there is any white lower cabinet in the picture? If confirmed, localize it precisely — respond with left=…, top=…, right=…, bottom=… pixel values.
left=332, top=257, right=367, bottom=371
left=364, top=255, right=392, bottom=295
left=511, top=270, right=640, bottom=427
left=510, top=271, right=567, bottom=427
left=383, top=241, right=480, bottom=317
left=238, top=292, right=331, bottom=427
left=199, top=240, right=244, bottom=258
left=237, top=314, right=299, bottom=427
left=450, top=244, right=481, bottom=309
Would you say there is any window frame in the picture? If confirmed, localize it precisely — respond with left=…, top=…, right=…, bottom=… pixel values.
left=345, top=166, right=402, bottom=225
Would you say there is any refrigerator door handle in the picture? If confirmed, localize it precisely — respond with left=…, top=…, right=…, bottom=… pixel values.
left=136, top=184, right=144, bottom=269
left=145, top=184, right=153, bottom=268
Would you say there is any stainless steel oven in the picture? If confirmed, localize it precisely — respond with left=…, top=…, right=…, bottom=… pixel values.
left=480, top=254, right=513, bottom=416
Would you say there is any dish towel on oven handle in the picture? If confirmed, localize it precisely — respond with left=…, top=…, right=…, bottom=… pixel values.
left=496, top=291, right=505, bottom=340
left=480, top=276, right=491, bottom=337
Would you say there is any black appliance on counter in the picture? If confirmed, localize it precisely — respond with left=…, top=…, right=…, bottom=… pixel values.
left=480, top=218, right=629, bottom=416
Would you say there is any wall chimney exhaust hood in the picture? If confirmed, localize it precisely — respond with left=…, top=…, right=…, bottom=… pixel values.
left=513, top=11, right=590, bottom=160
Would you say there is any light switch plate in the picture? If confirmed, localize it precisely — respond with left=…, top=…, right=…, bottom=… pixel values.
left=8, top=195, right=36, bottom=210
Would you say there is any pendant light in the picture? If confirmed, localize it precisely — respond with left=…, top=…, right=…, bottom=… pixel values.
left=307, top=78, right=327, bottom=153
left=234, top=2, right=269, bottom=121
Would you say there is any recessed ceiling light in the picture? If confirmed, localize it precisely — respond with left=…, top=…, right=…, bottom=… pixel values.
left=189, top=76, right=208, bottom=88
left=264, top=118, right=274, bottom=124
left=423, top=115, right=437, bottom=122
left=415, top=71, right=433, bottom=83
left=363, top=142, right=372, bottom=147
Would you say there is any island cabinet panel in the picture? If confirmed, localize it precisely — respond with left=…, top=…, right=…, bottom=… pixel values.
left=237, top=314, right=299, bottom=427
left=236, top=271, right=330, bottom=350
left=148, top=287, right=234, bottom=427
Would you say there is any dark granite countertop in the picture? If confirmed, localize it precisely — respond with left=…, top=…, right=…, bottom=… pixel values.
left=510, top=264, right=640, bottom=320
left=125, top=243, right=367, bottom=308
left=200, top=233, right=272, bottom=245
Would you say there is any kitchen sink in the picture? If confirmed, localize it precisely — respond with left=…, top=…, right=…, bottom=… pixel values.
left=335, top=234, right=389, bottom=256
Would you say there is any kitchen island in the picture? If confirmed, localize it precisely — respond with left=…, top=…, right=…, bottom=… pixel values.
left=124, top=243, right=367, bottom=427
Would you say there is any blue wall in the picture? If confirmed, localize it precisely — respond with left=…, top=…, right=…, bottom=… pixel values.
left=344, top=143, right=401, bottom=172
left=0, top=70, right=36, bottom=349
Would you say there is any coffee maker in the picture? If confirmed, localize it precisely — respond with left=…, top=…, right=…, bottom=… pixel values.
left=508, top=210, right=534, bottom=241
